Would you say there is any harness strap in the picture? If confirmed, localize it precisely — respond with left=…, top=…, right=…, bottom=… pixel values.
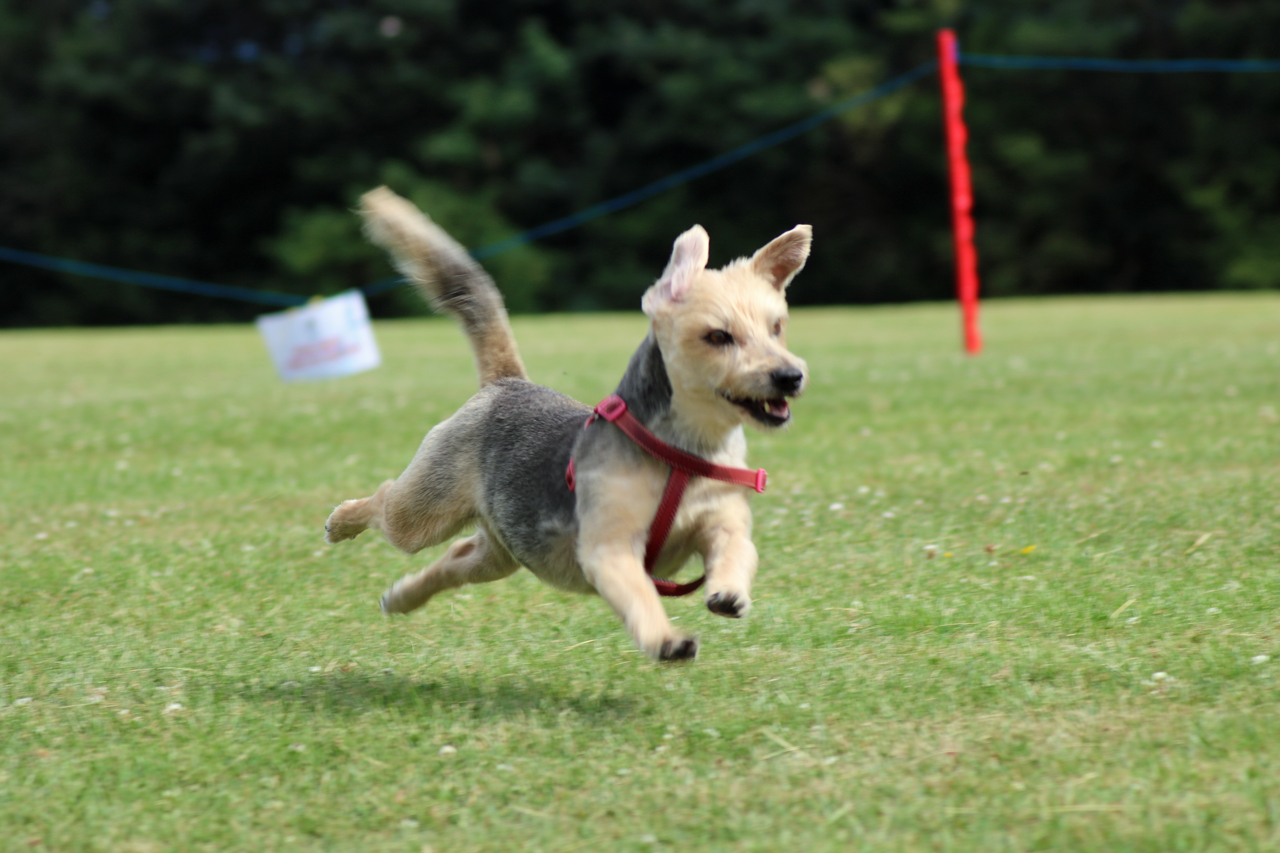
left=646, top=469, right=695, bottom=595
left=592, top=395, right=768, bottom=492
left=566, top=394, right=767, bottom=597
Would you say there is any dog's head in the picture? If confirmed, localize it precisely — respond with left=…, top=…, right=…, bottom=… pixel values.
left=642, top=223, right=810, bottom=433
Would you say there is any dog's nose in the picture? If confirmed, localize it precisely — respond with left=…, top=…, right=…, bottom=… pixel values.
left=770, top=368, right=805, bottom=395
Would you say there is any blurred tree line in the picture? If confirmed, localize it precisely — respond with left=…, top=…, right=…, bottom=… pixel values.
left=1, top=0, right=1278, bottom=326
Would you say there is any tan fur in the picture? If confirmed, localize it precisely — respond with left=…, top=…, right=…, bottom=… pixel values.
left=577, top=472, right=759, bottom=656
left=643, top=230, right=809, bottom=449
left=574, top=460, right=678, bottom=656
left=326, top=407, right=487, bottom=554
left=326, top=194, right=811, bottom=662
left=380, top=528, right=519, bottom=614
left=360, top=187, right=526, bottom=386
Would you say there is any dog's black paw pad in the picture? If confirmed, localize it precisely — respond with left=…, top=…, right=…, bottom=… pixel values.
left=659, top=637, right=699, bottom=662
left=706, top=592, right=745, bottom=618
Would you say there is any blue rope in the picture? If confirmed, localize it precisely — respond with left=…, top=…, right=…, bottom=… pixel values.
left=8, top=50, right=1280, bottom=307
left=361, top=61, right=939, bottom=298
left=960, top=53, right=1280, bottom=73
left=0, top=245, right=307, bottom=308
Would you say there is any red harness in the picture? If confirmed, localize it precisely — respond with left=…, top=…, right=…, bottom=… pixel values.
left=565, top=394, right=767, bottom=597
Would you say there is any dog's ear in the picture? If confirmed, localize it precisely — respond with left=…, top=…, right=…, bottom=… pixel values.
left=643, top=224, right=709, bottom=315
left=750, top=225, right=812, bottom=292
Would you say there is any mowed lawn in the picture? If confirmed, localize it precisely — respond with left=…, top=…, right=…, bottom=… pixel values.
left=1, top=294, right=1278, bottom=852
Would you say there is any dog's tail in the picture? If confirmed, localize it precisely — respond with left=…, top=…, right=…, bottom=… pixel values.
left=359, top=186, right=527, bottom=387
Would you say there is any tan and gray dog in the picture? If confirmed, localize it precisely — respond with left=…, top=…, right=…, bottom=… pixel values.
left=325, top=187, right=809, bottom=661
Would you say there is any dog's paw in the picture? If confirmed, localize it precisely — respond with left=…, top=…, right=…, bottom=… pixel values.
left=657, top=635, right=699, bottom=662
left=379, top=585, right=408, bottom=615
left=705, top=590, right=751, bottom=619
left=324, top=503, right=365, bottom=544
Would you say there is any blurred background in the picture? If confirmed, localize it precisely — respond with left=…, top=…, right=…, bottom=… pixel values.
left=2, top=0, right=1278, bottom=327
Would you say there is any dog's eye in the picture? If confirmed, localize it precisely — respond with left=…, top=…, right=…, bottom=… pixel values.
left=771, top=320, right=783, bottom=337
left=704, top=330, right=734, bottom=346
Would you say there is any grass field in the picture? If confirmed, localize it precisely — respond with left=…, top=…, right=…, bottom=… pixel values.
left=2, top=293, right=1278, bottom=852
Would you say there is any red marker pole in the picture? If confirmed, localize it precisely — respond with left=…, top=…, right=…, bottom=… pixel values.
left=937, top=28, right=982, bottom=355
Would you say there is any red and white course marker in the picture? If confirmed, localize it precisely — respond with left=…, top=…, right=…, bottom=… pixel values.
left=937, top=28, right=983, bottom=355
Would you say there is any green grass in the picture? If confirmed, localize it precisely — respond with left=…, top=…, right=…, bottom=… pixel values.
left=2, top=293, right=1278, bottom=852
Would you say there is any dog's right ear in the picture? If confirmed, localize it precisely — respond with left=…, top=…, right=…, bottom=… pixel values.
left=642, top=225, right=709, bottom=316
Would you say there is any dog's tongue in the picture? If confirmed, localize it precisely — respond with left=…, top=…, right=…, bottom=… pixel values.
left=766, top=399, right=790, bottom=418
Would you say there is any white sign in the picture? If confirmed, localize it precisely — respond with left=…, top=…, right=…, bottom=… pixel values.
left=256, top=290, right=381, bottom=382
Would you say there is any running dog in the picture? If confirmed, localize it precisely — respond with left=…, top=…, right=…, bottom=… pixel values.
left=325, top=187, right=810, bottom=661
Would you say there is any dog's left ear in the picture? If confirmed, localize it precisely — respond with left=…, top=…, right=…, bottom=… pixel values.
left=643, top=224, right=710, bottom=315
left=750, top=225, right=812, bottom=292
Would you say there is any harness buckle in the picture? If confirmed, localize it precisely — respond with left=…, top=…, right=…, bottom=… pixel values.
left=594, top=394, right=628, bottom=422
left=754, top=468, right=768, bottom=493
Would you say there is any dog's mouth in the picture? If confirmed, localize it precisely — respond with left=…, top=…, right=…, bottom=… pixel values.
left=720, top=392, right=792, bottom=427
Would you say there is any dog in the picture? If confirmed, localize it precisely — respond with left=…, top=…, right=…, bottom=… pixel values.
left=325, top=187, right=810, bottom=661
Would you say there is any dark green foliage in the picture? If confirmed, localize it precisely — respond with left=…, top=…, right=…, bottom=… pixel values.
left=1, top=0, right=1278, bottom=326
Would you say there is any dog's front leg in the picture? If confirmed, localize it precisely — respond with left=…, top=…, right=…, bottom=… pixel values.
left=579, top=540, right=698, bottom=661
left=576, top=460, right=696, bottom=661
left=699, top=502, right=757, bottom=619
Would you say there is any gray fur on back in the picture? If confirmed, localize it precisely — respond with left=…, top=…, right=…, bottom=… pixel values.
left=475, top=379, right=590, bottom=570
left=465, top=333, right=699, bottom=590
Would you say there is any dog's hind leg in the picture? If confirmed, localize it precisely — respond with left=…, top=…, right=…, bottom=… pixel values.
left=327, top=473, right=475, bottom=553
left=327, top=407, right=484, bottom=552
left=380, top=526, right=519, bottom=615
left=327, top=477, right=468, bottom=550
left=325, top=479, right=395, bottom=544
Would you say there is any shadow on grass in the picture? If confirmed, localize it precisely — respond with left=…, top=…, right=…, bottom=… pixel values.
left=202, top=670, right=637, bottom=725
